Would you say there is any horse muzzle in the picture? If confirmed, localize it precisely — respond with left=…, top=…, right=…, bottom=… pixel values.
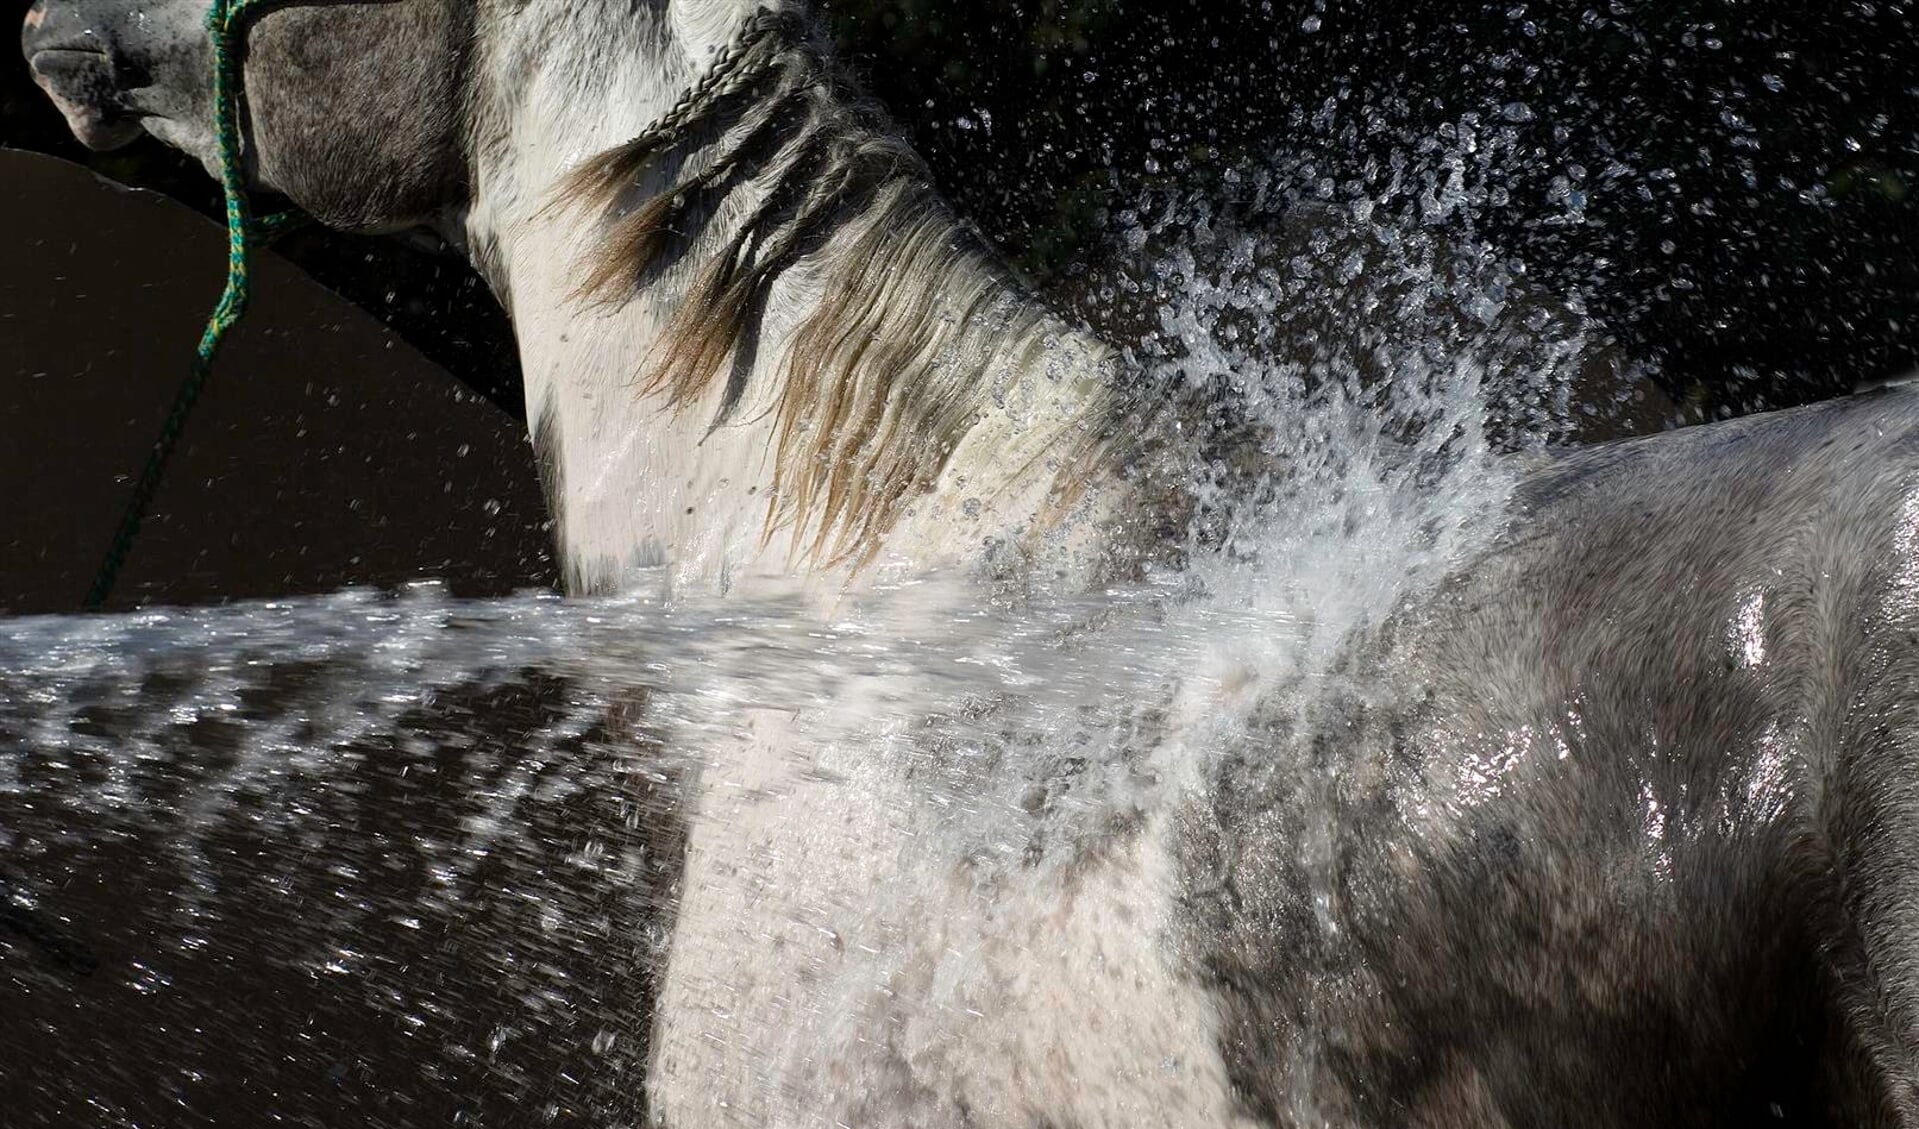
left=22, top=3, right=149, bottom=151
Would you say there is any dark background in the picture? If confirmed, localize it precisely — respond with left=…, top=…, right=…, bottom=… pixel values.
left=0, top=151, right=557, bottom=614
left=6, top=0, right=1918, bottom=422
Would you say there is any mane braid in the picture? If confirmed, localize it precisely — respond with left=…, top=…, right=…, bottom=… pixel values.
left=556, top=21, right=1105, bottom=566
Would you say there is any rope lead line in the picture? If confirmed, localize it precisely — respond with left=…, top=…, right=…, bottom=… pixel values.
left=83, top=0, right=302, bottom=610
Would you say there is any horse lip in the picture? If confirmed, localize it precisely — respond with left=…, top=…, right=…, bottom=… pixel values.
left=27, top=46, right=145, bottom=152
left=26, top=44, right=110, bottom=69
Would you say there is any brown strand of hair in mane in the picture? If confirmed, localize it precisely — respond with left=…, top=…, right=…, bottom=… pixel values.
left=642, top=126, right=849, bottom=411
left=565, top=84, right=809, bottom=305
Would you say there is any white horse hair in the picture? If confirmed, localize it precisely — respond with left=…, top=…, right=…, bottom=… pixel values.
left=474, top=0, right=1165, bottom=598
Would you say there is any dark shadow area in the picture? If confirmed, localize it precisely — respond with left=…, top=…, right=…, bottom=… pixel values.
left=0, top=151, right=555, bottom=612
left=823, top=0, right=1919, bottom=415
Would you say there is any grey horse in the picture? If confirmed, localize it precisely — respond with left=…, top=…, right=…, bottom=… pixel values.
left=22, top=0, right=1919, bottom=1124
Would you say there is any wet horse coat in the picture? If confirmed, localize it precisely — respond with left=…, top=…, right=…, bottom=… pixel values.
left=1191, top=392, right=1919, bottom=1125
left=21, top=0, right=1919, bottom=1123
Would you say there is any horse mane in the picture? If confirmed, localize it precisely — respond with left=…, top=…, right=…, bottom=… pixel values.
left=554, top=18, right=1105, bottom=566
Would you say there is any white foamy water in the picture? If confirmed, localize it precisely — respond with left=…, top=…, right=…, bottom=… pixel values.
left=0, top=182, right=1623, bottom=1124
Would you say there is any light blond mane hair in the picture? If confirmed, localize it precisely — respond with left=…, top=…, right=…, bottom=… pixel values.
left=555, top=17, right=1113, bottom=565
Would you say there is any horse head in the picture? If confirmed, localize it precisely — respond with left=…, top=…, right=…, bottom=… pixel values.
left=19, top=0, right=782, bottom=233
left=21, top=0, right=1138, bottom=594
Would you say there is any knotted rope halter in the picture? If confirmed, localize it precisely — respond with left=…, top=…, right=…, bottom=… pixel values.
left=85, top=2, right=794, bottom=609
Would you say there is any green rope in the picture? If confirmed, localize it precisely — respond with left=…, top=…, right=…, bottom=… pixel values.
left=83, top=0, right=302, bottom=610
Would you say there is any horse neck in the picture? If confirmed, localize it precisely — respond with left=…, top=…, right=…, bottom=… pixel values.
left=464, top=19, right=1149, bottom=599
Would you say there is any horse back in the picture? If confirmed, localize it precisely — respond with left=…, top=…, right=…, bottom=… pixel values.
left=1187, top=387, right=1919, bottom=1127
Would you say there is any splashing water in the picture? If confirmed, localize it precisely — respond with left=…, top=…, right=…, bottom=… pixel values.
left=0, top=173, right=1614, bottom=1125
